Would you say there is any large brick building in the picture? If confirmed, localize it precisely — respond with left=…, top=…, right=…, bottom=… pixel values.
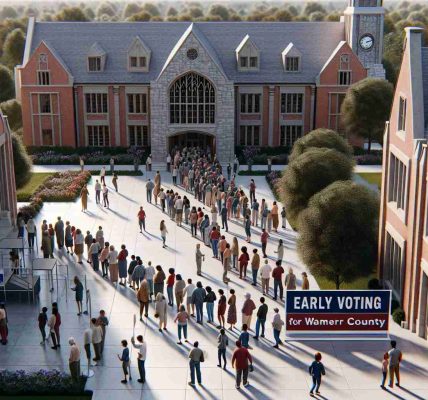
left=378, top=27, right=428, bottom=340
left=16, top=0, right=385, bottom=163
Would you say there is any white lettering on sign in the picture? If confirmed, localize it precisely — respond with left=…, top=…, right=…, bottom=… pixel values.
left=293, top=296, right=333, bottom=310
left=292, top=296, right=383, bottom=311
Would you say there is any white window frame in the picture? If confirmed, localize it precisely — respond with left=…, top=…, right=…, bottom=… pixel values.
left=128, top=125, right=149, bottom=146
left=39, top=93, right=51, bottom=114
left=240, top=93, right=261, bottom=114
left=280, top=125, right=303, bottom=147
left=37, top=70, right=50, bottom=86
left=88, top=56, right=102, bottom=72
left=127, top=93, right=147, bottom=114
left=384, top=224, right=406, bottom=298
left=239, top=125, right=260, bottom=146
left=338, top=70, right=352, bottom=86
left=285, top=56, right=300, bottom=72
left=85, top=93, right=108, bottom=114
left=398, top=96, right=407, bottom=133
left=281, top=93, right=304, bottom=114
left=87, top=125, right=110, bottom=147
left=328, top=92, right=346, bottom=134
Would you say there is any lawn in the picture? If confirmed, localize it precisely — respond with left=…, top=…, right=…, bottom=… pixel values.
left=357, top=172, right=382, bottom=190
left=314, top=272, right=377, bottom=290
left=17, top=173, right=53, bottom=202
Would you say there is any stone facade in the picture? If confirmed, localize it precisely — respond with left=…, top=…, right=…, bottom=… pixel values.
left=150, top=32, right=235, bottom=164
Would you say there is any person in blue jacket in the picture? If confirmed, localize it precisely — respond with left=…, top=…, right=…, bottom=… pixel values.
left=309, top=352, right=326, bottom=396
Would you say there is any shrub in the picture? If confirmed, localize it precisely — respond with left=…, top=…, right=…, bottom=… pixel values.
left=11, top=132, right=32, bottom=188
left=368, top=278, right=382, bottom=289
left=392, top=307, right=405, bottom=326
left=390, top=299, right=400, bottom=314
left=0, top=99, right=22, bottom=131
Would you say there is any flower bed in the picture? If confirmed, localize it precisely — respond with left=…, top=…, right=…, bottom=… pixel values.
left=0, top=369, right=90, bottom=397
left=18, top=171, right=91, bottom=220
left=354, top=153, right=383, bottom=165
left=265, top=170, right=282, bottom=201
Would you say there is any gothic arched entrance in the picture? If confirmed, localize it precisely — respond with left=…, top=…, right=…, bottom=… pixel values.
left=168, top=131, right=216, bottom=156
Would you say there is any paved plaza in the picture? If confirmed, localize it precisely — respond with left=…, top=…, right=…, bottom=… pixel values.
left=2, top=167, right=428, bottom=400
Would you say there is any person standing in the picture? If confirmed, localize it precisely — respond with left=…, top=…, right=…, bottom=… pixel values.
left=155, top=292, right=167, bottom=332
left=48, top=309, right=58, bottom=350
left=302, top=272, right=310, bottom=290
left=381, top=353, right=389, bottom=389
left=68, top=337, right=81, bottom=383
left=232, top=341, right=253, bottom=389
left=146, top=154, right=152, bottom=172
left=26, top=217, right=36, bottom=251
left=195, top=243, right=205, bottom=276
left=118, top=245, right=128, bottom=286
left=388, top=340, right=403, bottom=388
left=281, top=206, right=287, bottom=229
left=174, top=305, right=189, bottom=345
left=174, top=274, right=186, bottom=311
left=271, top=201, right=279, bottom=232
left=89, top=239, right=100, bottom=272
left=52, top=302, right=61, bottom=348
left=38, top=307, right=48, bottom=344
left=217, top=289, right=227, bottom=329
left=41, top=230, right=51, bottom=259
left=184, top=279, right=196, bottom=317
left=241, top=293, right=256, bottom=330
left=109, top=157, right=115, bottom=173
left=272, top=307, right=284, bottom=348
left=231, top=237, right=239, bottom=270
left=112, top=173, right=118, bottom=192
left=153, top=265, right=166, bottom=297
left=96, top=310, right=109, bottom=355
left=259, top=260, right=272, bottom=296
left=275, top=239, right=284, bottom=265
left=79, top=156, right=85, bottom=171
left=137, top=280, right=150, bottom=321
left=217, top=328, right=229, bottom=369
left=118, top=340, right=130, bottom=384
left=160, top=220, right=168, bottom=248
left=188, top=341, right=204, bottom=386
left=166, top=154, right=171, bottom=172
left=108, top=245, right=119, bottom=284
left=209, top=226, right=220, bottom=259
left=205, top=286, right=216, bottom=324
left=238, top=246, right=249, bottom=280
left=260, top=228, right=269, bottom=258
left=0, top=303, right=7, bottom=345
left=131, top=335, right=147, bottom=384
left=80, top=185, right=89, bottom=212
left=272, top=261, right=285, bottom=301
left=83, top=327, right=92, bottom=366
left=84, top=231, right=93, bottom=262
left=223, top=243, right=231, bottom=284
left=244, top=215, right=251, bottom=243
left=284, top=267, right=297, bottom=290
left=239, top=324, right=250, bottom=349
left=100, top=166, right=106, bottom=185
left=95, top=180, right=101, bottom=204
left=309, top=352, right=326, bottom=396
left=250, top=249, right=260, bottom=286
left=166, top=268, right=175, bottom=307
left=102, top=184, right=109, bottom=208
left=249, top=179, right=256, bottom=204
left=145, top=261, right=155, bottom=300
left=251, top=198, right=259, bottom=227
left=192, top=281, right=206, bottom=325
left=100, top=242, right=110, bottom=278
left=146, top=179, right=154, bottom=203
left=138, top=206, right=146, bottom=233
left=227, top=289, right=237, bottom=330
left=220, top=204, right=228, bottom=232
left=91, top=318, right=103, bottom=361
left=71, top=276, right=84, bottom=316
left=254, top=297, right=268, bottom=339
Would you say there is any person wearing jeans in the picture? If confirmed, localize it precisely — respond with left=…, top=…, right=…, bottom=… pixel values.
left=188, top=341, right=204, bottom=386
left=272, top=307, right=284, bottom=348
left=174, top=306, right=189, bottom=345
left=250, top=249, right=260, bottom=286
left=272, top=261, right=285, bottom=300
left=210, top=227, right=220, bottom=258
left=309, top=352, right=325, bottom=395
left=205, top=286, right=216, bottom=323
left=191, top=282, right=206, bottom=325
left=217, top=329, right=228, bottom=368
left=254, top=297, right=268, bottom=339
left=131, top=335, right=147, bottom=384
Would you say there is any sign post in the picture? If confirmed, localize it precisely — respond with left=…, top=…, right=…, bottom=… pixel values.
left=285, top=290, right=391, bottom=340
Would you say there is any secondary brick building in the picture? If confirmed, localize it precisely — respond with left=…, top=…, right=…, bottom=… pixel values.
left=378, top=27, right=428, bottom=340
left=16, top=0, right=385, bottom=163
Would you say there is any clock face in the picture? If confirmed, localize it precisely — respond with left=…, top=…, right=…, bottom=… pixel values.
left=359, top=34, right=374, bottom=51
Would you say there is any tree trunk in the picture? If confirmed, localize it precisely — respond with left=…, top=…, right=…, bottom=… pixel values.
left=335, top=275, right=340, bottom=290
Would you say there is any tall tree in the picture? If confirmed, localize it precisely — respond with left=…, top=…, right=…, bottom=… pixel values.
left=1, top=6, right=18, bottom=19
left=0, top=65, right=14, bottom=103
left=55, top=7, right=89, bottom=21
left=0, top=99, right=22, bottom=131
left=3, top=28, right=25, bottom=67
left=341, top=78, right=393, bottom=153
left=209, top=4, right=230, bottom=20
left=298, top=181, right=379, bottom=289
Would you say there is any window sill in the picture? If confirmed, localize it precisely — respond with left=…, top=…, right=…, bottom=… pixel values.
left=387, top=202, right=407, bottom=225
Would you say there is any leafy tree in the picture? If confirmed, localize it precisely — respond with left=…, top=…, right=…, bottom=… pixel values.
left=0, top=65, right=14, bottom=103
left=325, top=13, right=340, bottom=22
left=85, top=7, right=95, bottom=20
left=1, top=6, right=18, bottom=19
left=297, top=181, right=379, bottom=289
left=274, top=9, right=292, bottom=21
left=209, top=4, right=230, bottom=21
left=303, top=2, right=326, bottom=16
left=309, top=11, right=325, bottom=21
left=279, top=147, right=354, bottom=228
left=96, top=3, right=116, bottom=18
left=289, top=128, right=352, bottom=163
left=167, top=7, right=178, bottom=17
left=341, top=78, right=394, bottom=153
left=123, top=3, right=142, bottom=18
left=0, top=99, right=22, bottom=131
left=189, top=7, right=203, bottom=19
left=55, top=7, right=89, bottom=21
left=142, top=3, right=160, bottom=17
left=3, top=28, right=25, bottom=67
left=287, top=5, right=299, bottom=17
left=11, top=131, right=32, bottom=188
left=128, top=11, right=152, bottom=21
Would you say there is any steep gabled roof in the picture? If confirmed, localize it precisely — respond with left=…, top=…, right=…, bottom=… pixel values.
left=88, top=42, right=106, bottom=57
left=318, top=40, right=347, bottom=76
left=128, top=36, right=151, bottom=55
left=236, top=34, right=259, bottom=53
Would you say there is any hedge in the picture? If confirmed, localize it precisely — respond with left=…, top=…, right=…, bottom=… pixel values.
left=12, top=132, right=32, bottom=188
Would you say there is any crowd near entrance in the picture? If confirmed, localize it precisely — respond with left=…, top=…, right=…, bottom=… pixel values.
left=168, top=132, right=215, bottom=156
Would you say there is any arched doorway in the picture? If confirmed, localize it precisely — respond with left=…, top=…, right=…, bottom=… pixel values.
left=168, top=131, right=216, bottom=156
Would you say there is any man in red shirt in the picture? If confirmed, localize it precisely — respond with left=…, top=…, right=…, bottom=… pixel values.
left=260, top=228, right=269, bottom=258
left=138, top=206, right=146, bottom=233
left=272, top=260, right=285, bottom=301
left=209, top=226, right=221, bottom=259
left=232, top=340, right=253, bottom=389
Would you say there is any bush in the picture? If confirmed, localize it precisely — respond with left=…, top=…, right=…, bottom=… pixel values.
left=390, top=299, right=400, bottom=314
left=368, top=278, right=381, bottom=289
left=0, top=369, right=88, bottom=396
left=392, top=307, right=405, bottom=326
left=265, top=170, right=282, bottom=201
left=0, top=98, right=22, bottom=131
left=0, top=65, right=14, bottom=103
left=11, top=132, right=32, bottom=188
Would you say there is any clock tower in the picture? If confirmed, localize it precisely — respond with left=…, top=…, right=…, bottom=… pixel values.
left=344, top=0, right=385, bottom=78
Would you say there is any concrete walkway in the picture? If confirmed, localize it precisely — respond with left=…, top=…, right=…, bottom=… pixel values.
left=3, top=168, right=426, bottom=400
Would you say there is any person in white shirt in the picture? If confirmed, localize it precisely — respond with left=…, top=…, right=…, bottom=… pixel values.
left=175, top=196, right=184, bottom=226
left=145, top=261, right=156, bottom=301
left=259, top=260, right=272, bottom=296
left=131, top=335, right=147, bottom=384
left=68, top=337, right=81, bottom=382
left=184, top=278, right=196, bottom=317
left=102, top=184, right=109, bottom=208
left=272, top=308, right=284, bottom=348
left=146, top=155, right=152, bottom=172
left=94, top=180, right=102, bottom=204
left=26, top=218, right=36, bottom=250
left=79, top=157, right=84, bottom=172
left=83, top=328, right=92, bottom=362
left=100, top=167, right=106, bottom=185
left=166, top=154, right=171, bottom=172
left=91, top=318, right=103, bottom=362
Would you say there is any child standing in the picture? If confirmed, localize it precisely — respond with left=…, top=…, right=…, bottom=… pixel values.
left=381, top=352, right=389, bottom=388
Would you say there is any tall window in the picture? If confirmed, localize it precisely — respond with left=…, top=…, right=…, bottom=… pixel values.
left=398, top=97, right=407, bottom=131
left=285, top=57, right=300, bottom=72
left=37, top=71, right=50, bottom=85
left=328, top=93, right=346, bottom=134
left=39, top=94, right=51, bottom=113
left=281, top=93, right=303, bottom=114
left=85, top=93, right=108, bottom=113
left=170, top=73, right=215, bottom=124
left=280, top=125, right=302, bottom=147
left=385, top=232, right=403, bottom=295
left=87, top=125, right=109, bottom=146
left=338, top=71, right=352, bottom=85
left=88, top=57, right=101, bottom=72
left=240, top=94, right=261, bottom=113
left=128, top=125, right=148, bottom=146
left=388, top=153, right=407, bottom=211
left=239, top=126, right=260, bottom=146
left=130, top=56, right=147, bottom=68
left=127, top=94, right=147, bottom=114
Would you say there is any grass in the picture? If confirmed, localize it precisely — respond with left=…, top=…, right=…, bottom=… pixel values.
left=357, top=172, right=382, bottom=190
left=16, top=173, right=53, bottom=202
left=314, top=272, right=377, bottom=290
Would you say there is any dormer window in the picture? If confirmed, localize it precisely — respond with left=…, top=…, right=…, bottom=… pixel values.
left=87, top=42, right=106, bottom=72
left=128, top=36, right=151, bottom=72
left=282, top=43, right=302, bottom=73
left=88, top=57, right=101, bottom=72
left=236, top=35, right=260, bottom=72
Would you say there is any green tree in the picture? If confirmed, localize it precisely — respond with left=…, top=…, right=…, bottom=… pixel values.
left=341, top=78, right=393, bottom=153
left=142, top=3, right=160, bottom=17
left=189, top=7, right=203, bottom=19
left=274, top=9, right=292, bottom=21
left=0, top=65, right=14, bottom=103
left=309, top=11, right=325, bottom=21
left=280, top=147, right=354, bottom=228
left=0, top=99, right=22, bottom=131
left=3, top=28, right=25, bottom=67
left=128, top=11, right=152, bottom=21
left=55, top=7, right=89, bottom=21
left=298, top=181, right=379, bottom=289
left=96, top=2, right=116, bottom=18
left=209, top=4, right=230, bottom=20
left=1, top=6, right=18, bottom=19
left=289, top=128, right=352, bottom=163
left=167, top=7, right=178, bottom=17
left=11, top=131, right=32, bottom=188
left=123, top=3, right=142, bottom=18
left=303, top=2, right=326, bottom=16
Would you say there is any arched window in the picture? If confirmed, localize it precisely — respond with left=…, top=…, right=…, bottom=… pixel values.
left=170, top=72, right=215, bottom=124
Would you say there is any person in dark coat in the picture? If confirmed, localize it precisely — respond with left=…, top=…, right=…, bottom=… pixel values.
left=71, top=276, right=84, bottom=316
